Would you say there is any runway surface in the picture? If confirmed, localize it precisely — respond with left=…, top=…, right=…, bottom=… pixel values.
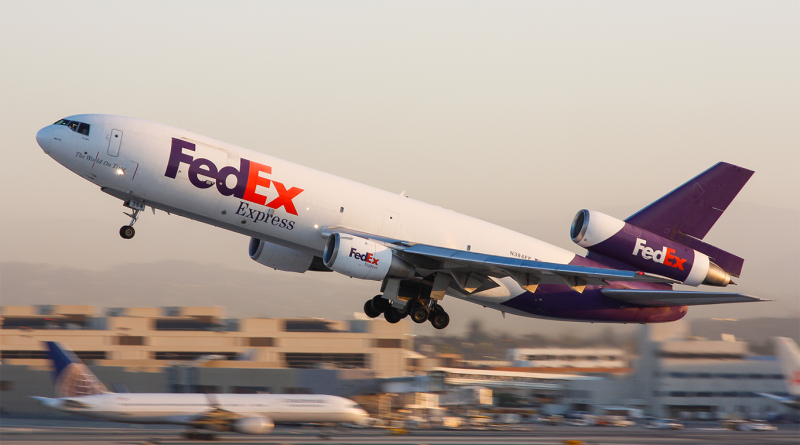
left=1, top=419, right=798, bottom=445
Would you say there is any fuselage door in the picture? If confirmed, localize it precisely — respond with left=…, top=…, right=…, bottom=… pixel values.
left=107, top=129, right=123, bottom=156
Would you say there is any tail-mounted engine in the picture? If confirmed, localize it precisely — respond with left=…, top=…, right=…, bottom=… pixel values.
left=323, top=233, right=415, bottom=281
left=570, top=209, right=732, bottom=287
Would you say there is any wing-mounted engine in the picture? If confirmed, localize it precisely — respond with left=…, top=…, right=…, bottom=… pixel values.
left=249, top=238, right=329, bottom=273
left=231, top=416, right=273, bottom=434
left=570, top=209, right=732, bottom=287
left=323, top=233, right=415, bottom=281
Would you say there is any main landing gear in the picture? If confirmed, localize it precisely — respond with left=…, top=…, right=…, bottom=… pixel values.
left=119, top=200, right=145, bottom=239
left=363, top=295, right=450, bottom=330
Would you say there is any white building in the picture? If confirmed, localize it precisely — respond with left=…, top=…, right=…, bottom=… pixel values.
left=507, top=347, right=627, bottom=369
left=630, top=320, right=789, bottom=420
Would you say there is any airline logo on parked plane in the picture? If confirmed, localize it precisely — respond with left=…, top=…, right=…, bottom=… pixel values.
left=791, top=370, right=800, bottom=387
left=164, top=138, right=304, bottom=215
left=632, top=238, right=687, bottom=270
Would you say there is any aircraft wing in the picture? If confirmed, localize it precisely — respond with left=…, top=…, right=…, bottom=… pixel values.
left=323, top=226, right=677, bottom=293
left=601, top=289, right=768, bottom=306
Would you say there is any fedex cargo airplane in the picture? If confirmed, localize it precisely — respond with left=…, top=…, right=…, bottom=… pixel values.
left=32, top=342, right=368, bottom=439
left=35, top=115, right=765, bottom=330
left=757, top=337, right=800, bottom=410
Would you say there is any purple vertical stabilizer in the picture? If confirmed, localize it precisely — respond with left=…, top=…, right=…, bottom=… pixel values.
left=624, top=162, right=752, bottom=276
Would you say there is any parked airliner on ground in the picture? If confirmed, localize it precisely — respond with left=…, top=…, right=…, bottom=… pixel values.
left=757, top=337, right=800, bottom=410
left=32, top=342, right=368, bottom=439
left=36, top=115, right=765, bottom=330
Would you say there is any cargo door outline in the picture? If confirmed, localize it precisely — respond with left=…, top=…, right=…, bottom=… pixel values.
left=107, top=129, right=123, bottom=156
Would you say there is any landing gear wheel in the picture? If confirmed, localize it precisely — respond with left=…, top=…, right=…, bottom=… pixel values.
left=390, top=305, right=408, bottom=320
left=364, top=300, right=381, bottom=318
left=384, top=309, right=401, bottom=324
left=409, top=304, right=430, bottom=324
left=119, top=225, right=135, bottom=239
left=430, top=310, right=450, bottom=330
left=371, top=295, right=391, bottom=313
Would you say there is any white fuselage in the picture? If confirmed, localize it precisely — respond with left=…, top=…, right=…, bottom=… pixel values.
left=36, top=114, right=577, bottom=314
left=48, top=393, right=367, bottom=424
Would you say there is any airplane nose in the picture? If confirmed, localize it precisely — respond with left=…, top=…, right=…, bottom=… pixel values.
left=36, top=126, right=52, bottom=152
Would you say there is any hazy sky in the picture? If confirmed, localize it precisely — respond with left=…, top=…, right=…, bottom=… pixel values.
left=1, top=1, right=798, bottom=334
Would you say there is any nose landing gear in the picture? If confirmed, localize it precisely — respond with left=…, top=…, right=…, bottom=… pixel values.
left=119, top=225, right=135, bottom=239
left=119, top=200, right=145, bottom=239
left=362, top=295, right=450, bottom=330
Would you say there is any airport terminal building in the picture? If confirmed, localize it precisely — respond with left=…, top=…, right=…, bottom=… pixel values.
left=1, top=305, right=794, bottom=421
left=0, top=305, right=412, bottom=377
left=0, top=305, right=414, bottom=416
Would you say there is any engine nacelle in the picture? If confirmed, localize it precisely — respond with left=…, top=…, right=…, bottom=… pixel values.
left=249, top=238, right=314, bottom=273
left=323, top=233, right=415, bottom=281
left=231, top=416, right=274, bottom=434
left=570, top=209, right=731, bottom=287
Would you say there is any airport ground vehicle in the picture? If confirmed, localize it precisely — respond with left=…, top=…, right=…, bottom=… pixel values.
left=645, top=418, right=684, bottom=430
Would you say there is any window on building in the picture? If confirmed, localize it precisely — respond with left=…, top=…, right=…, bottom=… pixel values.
left=75, top=351, right=107, bottom=360
left=117, top=336, right=145, bottom=346
left=154, top=318, right=217, bottom=331
left=284, top=320, right=339, bottom=332
left=193, top=385, right=219, bottom=394
left=154, top=351, right=236, bottom=360
left=234, top=386, right=270, bottom=394
left=0, top=350, right=48, bottom=359
left=375, top=339, right=402, bottom=348
left=284, top=387, right=312, bottom=394
left=283, top=353, right=367, bottom=369
left=248, top=337, right=274, bottom=347
left=0, top=350, right=105, bottom=360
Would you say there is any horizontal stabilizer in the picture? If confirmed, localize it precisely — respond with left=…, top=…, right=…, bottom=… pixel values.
left=602, top=289, right=768, bottom=307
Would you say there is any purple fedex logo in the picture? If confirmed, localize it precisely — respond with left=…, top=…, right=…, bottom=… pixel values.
left=164, top=138, right=304, bottom=215
left=350, top=248, right=379, bottom=266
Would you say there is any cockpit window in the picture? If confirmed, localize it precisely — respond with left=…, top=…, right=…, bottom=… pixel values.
left=53, top=119, right=90, bottom=136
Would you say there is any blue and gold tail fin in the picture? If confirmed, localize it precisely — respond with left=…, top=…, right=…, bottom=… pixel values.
left=44, top=341, right=109, bottom=397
